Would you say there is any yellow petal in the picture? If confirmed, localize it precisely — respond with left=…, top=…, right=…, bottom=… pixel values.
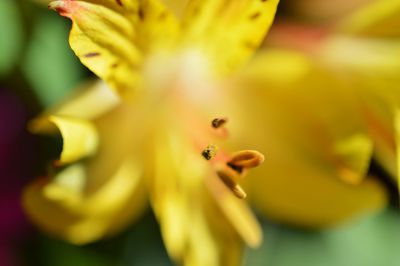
left=49, top=0, right=180, bottom=94
left=49, top=0, right=142, bottom=94
left=23, top=157, right=147, bottom=244
left=231, top=49, right=388, bottom=227
left=51, top=116, right=98, bottom=165
left=150, top=127, right=247, bottom=266
left=30, top=115, right=98, bottom=165
left=160, top=0, right=190, bottom=18
left=84, top=101, right=147, bottom=193
left=136, top=0, right=181, bottom=53
left=30, top=80, right=120, bottom=125
left=339, top=0, right=400, bottom=37
left=206, top=175, right=262, bottom=248
left=47, top=80, right=120, bottom=120
left=181, top=0, right=280, bottom=74
left=319, top=36, right=400, bottom=178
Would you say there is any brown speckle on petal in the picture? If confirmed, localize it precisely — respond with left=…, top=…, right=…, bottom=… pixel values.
left=116, top=0, right=123, bottom=6
left=249, top=12, right=261, bottom=20
left=138, top=8, right=145, bottom=20
left=84, top=52, right=100, bottom=58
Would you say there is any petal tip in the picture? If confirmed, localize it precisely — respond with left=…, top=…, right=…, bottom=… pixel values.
left=48, top=1, right=64, bottom=11
left=48, top=0, right=74, bottom=16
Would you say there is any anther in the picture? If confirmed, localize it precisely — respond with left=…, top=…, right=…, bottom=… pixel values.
left=228, top=150, right=265, bottom=169
left=216, top=165, right=247, bottom=199
left=211, top=117, right=228, bottom=129
left=231, top=185, right=247, bottom=199
left=201, top=144, right=219, bottom=160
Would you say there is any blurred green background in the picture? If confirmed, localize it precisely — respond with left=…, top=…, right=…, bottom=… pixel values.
left=2, top=0, right=400, bottom=266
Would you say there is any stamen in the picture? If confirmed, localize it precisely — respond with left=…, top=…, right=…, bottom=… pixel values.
left=228, top=150, right=265, bottom=169
left=202, top=118, right=264, bottom=199
left=201, top=144, right=219, bottom=160
left=216, top=165, right=247, bottom=199
left=227, top=162, right=244, bottom=174
left=211, top=117, right=228, bottom=129
left=231, top=185, right=247, bottom=199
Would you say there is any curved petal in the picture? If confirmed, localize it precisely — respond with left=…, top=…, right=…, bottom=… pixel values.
left=28, top=81, right=120, bottom=165
left=47, top=80, right=120, bottom=120
left=30, top=80, right=148, bottom=191
left=231, top=49, right=388, bottom=227
left=50, top=116, right=98, bottom=165
left=181, top=0, right=280, bottom=74
left=30, top=80, right=120, bottom=122
left=338, top=0, right=400, bottom=37
left=49, top=0, right=141, bottom=93
left=49, top=0, right=180, bottom=94
left=30, top=115, right=99, bottom=166
left=22, top=157, right=147, bottom=244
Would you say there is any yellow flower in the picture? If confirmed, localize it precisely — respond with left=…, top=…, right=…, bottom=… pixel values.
left=318, top=0, right=400, bottom=181
left=22, top=0, right=390, bottom=265
left=242, top=0, right=399, bottom=226
left=24, top=1, right=279, bottom=265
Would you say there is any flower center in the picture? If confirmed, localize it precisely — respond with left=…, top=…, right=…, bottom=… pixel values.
left=200, top=117, right=265, bottom=199
left=144, top=50, right=264, bottom=199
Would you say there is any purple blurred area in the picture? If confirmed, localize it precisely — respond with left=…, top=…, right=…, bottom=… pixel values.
left=0, top=88, right=37, bottom=266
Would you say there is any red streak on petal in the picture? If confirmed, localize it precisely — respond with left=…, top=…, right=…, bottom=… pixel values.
left=54, top=6, right=67, bottom=14
left=49, top=0, right=79, bottom=18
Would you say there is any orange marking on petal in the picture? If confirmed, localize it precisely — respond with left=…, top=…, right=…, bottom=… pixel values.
left=48, top=0, right=79, bottom=18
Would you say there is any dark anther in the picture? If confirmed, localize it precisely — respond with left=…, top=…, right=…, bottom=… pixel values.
left=211, top=117, right=228, bottom=129
left=202, top=145, right=218, bottom=160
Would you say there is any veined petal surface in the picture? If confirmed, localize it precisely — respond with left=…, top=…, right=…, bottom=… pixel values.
left=49, top=0, right=180, bottom=94
left=29, top=81, right=119, bottom=165
left=181, top=0, right=280, bottom=74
